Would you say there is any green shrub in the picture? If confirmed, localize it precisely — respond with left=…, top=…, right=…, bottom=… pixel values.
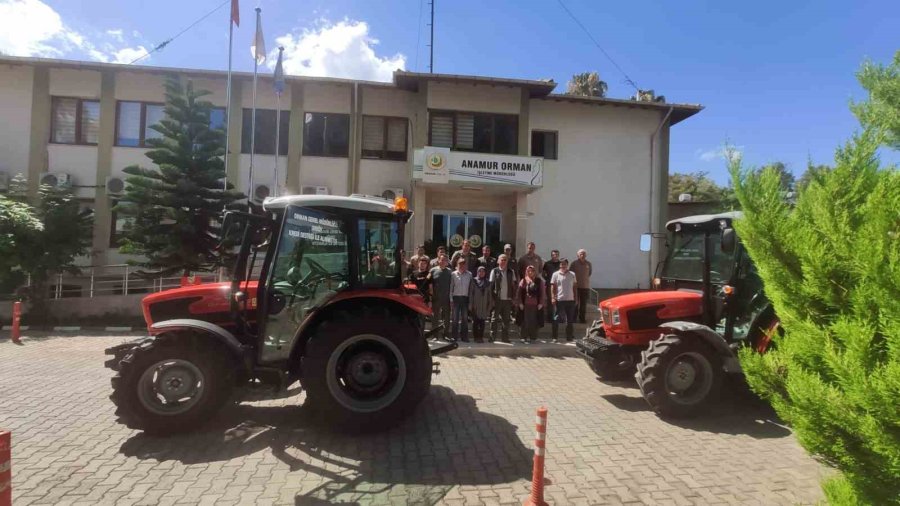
left=730, top=127, right=899, bottom=504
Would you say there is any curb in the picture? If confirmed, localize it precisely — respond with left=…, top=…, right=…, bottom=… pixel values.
left=1, top=325, right=140, bottom=332
left=446, top=339, right=580, bottom=358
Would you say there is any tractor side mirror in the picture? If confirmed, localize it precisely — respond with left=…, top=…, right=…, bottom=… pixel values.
left=639, top=234, right=652, bottom=252
left=721, top=228, right=736, bottom=253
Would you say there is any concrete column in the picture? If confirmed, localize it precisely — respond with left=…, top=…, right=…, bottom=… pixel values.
left=518, top=89, right=530, bottom=156
left=412, top=184, right=426, bottom=251
left=515, top=192, right=530, bottom=257
left=413, top=81, right=428, bottom=149
left=286, top=81, right=304, bottom=193
left=26, top=66, right=50, bottom=201
left=225, top=78, right=243, bottom=186
left=347, top=84, right=357, bottom=195
left=350, top=84, right=363, bottom=194
left=91, top=70, right=116, bottom=261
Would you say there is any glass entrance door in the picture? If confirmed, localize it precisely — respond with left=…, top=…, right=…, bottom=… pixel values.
left=432, top=211, right=501, bottom=254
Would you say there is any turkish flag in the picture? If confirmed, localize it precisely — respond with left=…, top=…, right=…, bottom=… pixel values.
left=231, top=0, right=240, bottom=26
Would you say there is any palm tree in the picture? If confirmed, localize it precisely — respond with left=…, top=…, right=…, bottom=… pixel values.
left=566, top=71, right=608, bottom=97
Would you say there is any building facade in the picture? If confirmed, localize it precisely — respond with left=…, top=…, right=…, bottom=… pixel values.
left=0, top=55, right=701, bottom=290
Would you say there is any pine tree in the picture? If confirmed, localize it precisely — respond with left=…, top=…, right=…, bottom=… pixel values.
left=730, top=128, right=899, bottom=504
left=117, top=76, right=243, bottom=277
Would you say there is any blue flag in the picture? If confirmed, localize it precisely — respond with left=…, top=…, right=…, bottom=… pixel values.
left=273, top=47, right=285, bottom=95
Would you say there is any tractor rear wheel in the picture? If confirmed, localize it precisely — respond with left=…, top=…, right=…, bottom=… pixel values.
left=635, top=334, right=722, bottom=417
left=109, top=335, right=234, bottom=435
left=302, top=309, right=431, bottom=431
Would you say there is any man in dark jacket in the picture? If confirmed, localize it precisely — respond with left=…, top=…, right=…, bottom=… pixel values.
left=542, top=249, right=561, bottom=322
left=450, top=240, right=479, bottom=276
left=478, top=245, right=497, bottom=273
left=489, top=254, right=518, bottom=343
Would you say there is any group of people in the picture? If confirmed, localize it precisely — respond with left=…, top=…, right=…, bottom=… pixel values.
left=405, top=240, right=593, bottom=343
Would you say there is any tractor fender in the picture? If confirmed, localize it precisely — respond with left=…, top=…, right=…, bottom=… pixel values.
left=659, top=321, right=742, bottom=373
left=150, top=319, right=246, bottom=359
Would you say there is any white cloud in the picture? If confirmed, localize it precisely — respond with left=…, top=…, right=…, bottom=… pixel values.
left=0, top=0, right=148, bottom=64
left=110, top=45, right=148, bottom=64
left=270, top=20, right=406, bottom=82
left=697, top=146, right=743, bottom=163
left=106, top=29, right=124, bottom=42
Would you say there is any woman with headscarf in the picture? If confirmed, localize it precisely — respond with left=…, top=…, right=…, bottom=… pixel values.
left=470, top=266, right=493, bottom=343
left=516, top=265, right=545, bottom=343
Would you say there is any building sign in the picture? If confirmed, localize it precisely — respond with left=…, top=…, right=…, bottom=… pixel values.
left=414, top=148, right=543, bottom=187
left=422, top=146, right=451, bottom=184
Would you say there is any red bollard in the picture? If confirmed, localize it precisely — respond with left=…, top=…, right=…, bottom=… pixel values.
left=0, top=430, right=11, bottom=506
left=524, top=407, right=549, bottom=506
left=10, top=302, right=21, bottom=345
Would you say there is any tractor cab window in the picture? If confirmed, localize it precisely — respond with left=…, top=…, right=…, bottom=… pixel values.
left=261, top=206, right=349, bottom=362
left=357, top=217, right=400, bottom=288
left=661, top=230, right=735, bottom=284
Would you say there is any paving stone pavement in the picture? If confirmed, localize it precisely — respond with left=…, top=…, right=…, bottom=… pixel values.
left=0, top=333, right=828, bottom=505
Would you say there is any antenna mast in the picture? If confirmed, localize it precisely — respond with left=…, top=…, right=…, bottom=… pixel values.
left=428, top=0, right=434, bottom=73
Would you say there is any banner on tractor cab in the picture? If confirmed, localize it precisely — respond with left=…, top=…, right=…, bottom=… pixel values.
left=413, top=148, right=543, bottom=188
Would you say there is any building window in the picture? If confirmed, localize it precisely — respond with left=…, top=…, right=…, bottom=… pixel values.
left=116, top=101, right=166, bottom=147
left=241, top=108, right=289, bottom=155
left=428, top=111, right=518, bottom=155
left=303, top=112, right=350, bottom=157
left=531, top=131, right=558, bottom=160
left=362, top=116, right=407, bottom=161
left=51, top=97, right=100, bottom=145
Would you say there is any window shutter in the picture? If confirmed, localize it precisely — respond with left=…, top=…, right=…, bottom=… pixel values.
left=144, top=105, right=165, bottom=141
left=386, top=118, right=406, bottom=152
left=430, top=114, right=453, bottom=147
left=116, top=102, right=142, bottom=147
left=80, top=101, right=100, bottom=144
left=456, top=114, right=474, bottom=149
left=52, top=98, right=77, bottom=144
left=362, top=116, right=384, bottom=152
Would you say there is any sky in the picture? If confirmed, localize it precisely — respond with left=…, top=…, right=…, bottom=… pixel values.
left=0, top=0, right=897, bottom=184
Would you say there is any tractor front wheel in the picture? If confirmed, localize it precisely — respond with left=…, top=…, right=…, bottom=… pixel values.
left=109, top=335, right=234, bottom=435
left=302, top=310, right=431, bottom=431
left=635, top=334, right=722, bottom=417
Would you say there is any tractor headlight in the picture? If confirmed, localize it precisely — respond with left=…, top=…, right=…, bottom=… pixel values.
left=612, top=309, right=620, bottom=325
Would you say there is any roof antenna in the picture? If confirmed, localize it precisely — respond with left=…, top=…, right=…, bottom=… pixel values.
left=428, top=0, right=435, bottom=73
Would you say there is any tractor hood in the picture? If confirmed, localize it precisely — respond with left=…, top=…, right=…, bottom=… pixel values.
left=600, top=290, right=703, bottom=335
left=140, top=281, right=258, bottom=331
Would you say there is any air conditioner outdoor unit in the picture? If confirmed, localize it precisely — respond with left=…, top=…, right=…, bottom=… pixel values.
left=381, top=187, right=405, bottom=201
left=105, top=176, right=126, bottom=196
left=0, top=173, right=9, bottom=192
left=40, top=172, right=71, bottom=188
left=301, top=185, right=330, bottom=195
left=252, top=183, right=271, bottom=202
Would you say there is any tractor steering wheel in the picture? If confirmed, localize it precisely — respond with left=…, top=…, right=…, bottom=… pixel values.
left=306, top=257, right=329, bottom=278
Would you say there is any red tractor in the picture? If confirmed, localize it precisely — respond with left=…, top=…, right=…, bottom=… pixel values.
left=576, top=212, right=779, bottom=416
left=104, top=194, right=455, bottom=434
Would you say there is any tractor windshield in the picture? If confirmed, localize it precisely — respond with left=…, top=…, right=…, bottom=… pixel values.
left=660, top=230, right=734, bottom=284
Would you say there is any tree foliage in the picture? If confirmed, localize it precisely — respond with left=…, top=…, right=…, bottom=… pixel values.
left=117, top=76, right=243, bottom=276
left=851, top=50, right=900, bottom=149
left=796, top=163, right=833, bottom=192
left=730, top=129, right=899, bottom=504
left=0, top=181, right=92, bottom=303
left=566, top=71, right=608, bottom=97
left=668, top=171, right=730, bottom=202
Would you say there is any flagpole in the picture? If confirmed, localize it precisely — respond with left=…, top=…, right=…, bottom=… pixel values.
left=248, top=7, right=261, bottom=207
left=273, top=46, right=284, bottom=198
left=223, top=13, right=234, bottom=196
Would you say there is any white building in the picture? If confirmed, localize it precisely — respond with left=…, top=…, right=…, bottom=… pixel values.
left=0, top=55, right=701, bottom=291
